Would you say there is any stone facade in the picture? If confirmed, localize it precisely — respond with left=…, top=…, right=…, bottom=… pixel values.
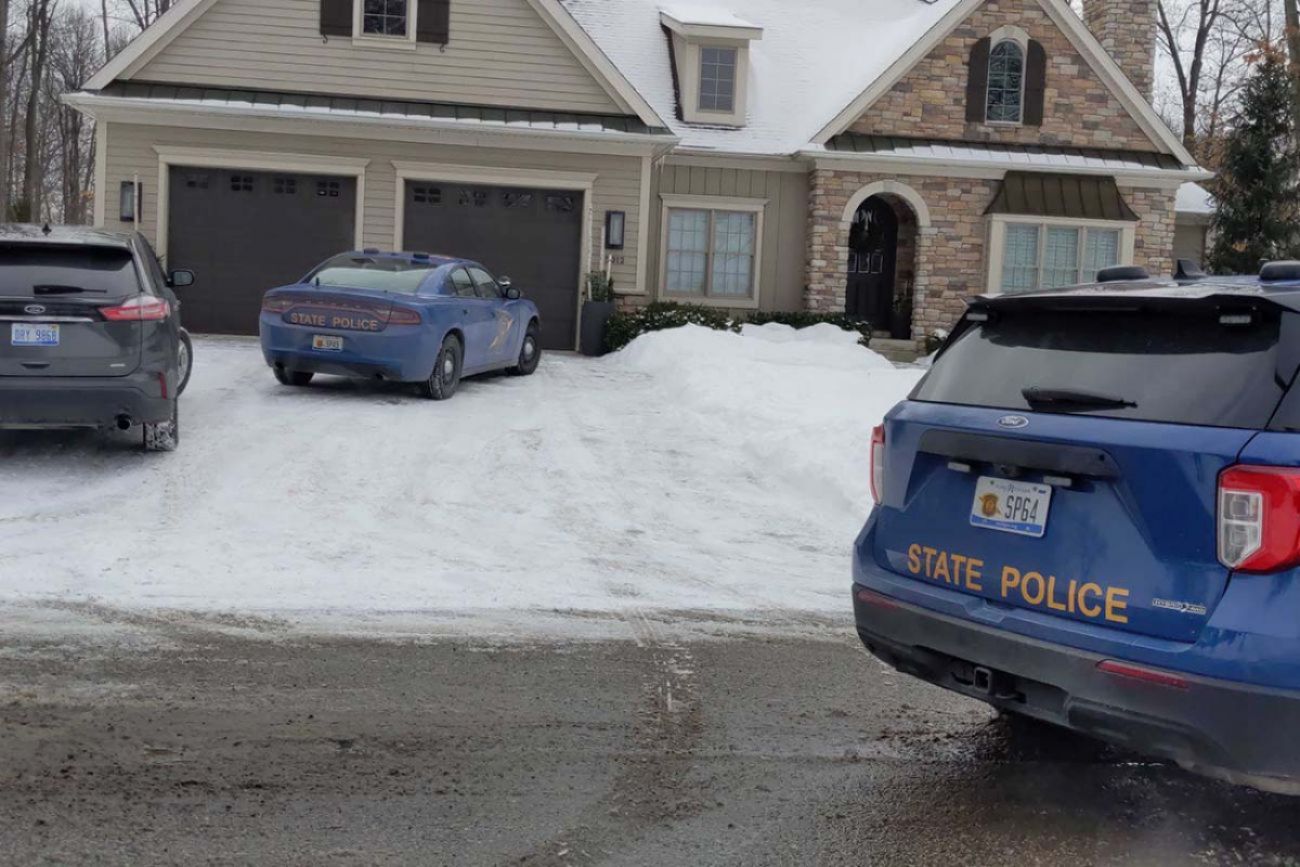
left=851, top=0, right=1154, bottom=151
left=806, top=170, right=1177, bottom=340
left=1084, top=0, right=1157, bottom=100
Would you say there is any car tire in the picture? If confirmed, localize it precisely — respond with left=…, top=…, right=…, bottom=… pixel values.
left=509, top=321, right=541, bottom=376
left=143, top=400, right=179, bottom=453
left=176, top=329, right=194, bottom=396
left=274, top=367, right=314, bottom=387
left=419, top=334, right=462, bottom=400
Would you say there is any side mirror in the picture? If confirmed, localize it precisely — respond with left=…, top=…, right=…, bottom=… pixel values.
left=169, top=269, right=195, bottom=288
left=505, top=286, right=521, bottom=300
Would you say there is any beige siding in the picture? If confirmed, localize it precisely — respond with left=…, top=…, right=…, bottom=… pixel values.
left=102, top=122, right=646, bottom=292
left=128, top=0, right=623, bottom=114
left=1174, top=221, right=1208, bottom=266
left=648, top=162, right=808, bottom=312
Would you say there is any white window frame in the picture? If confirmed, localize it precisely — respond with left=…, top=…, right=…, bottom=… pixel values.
left=659, top=193, right=765, bottom=308
left=987, top=214, right=1137, bottom=295
left=697, top=45, right=739, bottom=114
left=353, top=0, right=418, bottom=50
left=984, top=25, right=1030, bottom=127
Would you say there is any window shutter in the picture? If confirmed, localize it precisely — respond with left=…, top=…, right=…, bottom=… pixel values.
left=418, top=0, right=450, bottom=44
left=320, top=0, right=351, bottom=37
left=1024, top=39, right=1047, bottom=126
left=965, top=37, right=991, bottom=123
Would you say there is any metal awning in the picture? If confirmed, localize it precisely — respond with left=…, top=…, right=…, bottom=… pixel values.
left=96, top=82, right=675, bottom=137
left=985, top=172, right=1138, bottom=221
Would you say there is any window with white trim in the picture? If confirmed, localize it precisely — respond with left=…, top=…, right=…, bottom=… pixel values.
left=699, top=46, right=738, bottom=113
left=361, top=0, right=409, bottom=37
left=665, top=207, right=757, bottom=300
left=1000, top=223, right=1122, bottom=293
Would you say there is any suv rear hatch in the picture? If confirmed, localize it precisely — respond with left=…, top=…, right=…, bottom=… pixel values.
left=874, top=293, right=1300, bottom=643
left=0, top=242, right=144, bottom=377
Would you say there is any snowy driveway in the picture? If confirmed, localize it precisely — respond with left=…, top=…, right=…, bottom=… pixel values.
left=0, top=327, right=923, bottom=635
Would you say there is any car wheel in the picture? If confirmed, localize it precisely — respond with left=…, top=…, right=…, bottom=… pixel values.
left=419, top=334, right=462, bottom=400
left=274, top=366, right=314, bottom=387
left=176, top=329, right=194, bottom=396
left=509, top=321, right=541, bottom=376
left=143, top=400, right=179, bottom=452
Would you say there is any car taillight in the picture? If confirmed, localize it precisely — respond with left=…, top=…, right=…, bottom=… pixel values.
left=1217, top=465, right=1300, bottom=572
left=100, top=295, right=170, bottom=321
left=262, top=296, right=295, bottom=314
left=869, top=424, right=885, bottom=505
left=389, top=307, right=421, bottom=325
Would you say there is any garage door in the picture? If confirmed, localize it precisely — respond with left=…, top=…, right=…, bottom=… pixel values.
left=402, top=181, right=583, bottom=351
left=167, top=167, right=357, bottom=335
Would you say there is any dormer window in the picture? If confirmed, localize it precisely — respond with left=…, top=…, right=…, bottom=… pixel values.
left=699, top=46, right=737, bottom=112
left=985, top=40, right=1024, bottom=124
left=660, top=8, right=762, bottom=127
left=362, top=0, right=408, bottom=37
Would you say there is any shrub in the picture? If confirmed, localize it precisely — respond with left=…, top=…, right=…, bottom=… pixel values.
left=586, top=271, right=615, bottom=303
left=605, top=302, right=738, bottom=352
left=745, top=310, right=872, bottom=346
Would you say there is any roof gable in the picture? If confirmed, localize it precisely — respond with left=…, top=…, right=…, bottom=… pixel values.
left=813, top=0, right=1195, bottom=165
left=86, top=0, right=665, bottom=126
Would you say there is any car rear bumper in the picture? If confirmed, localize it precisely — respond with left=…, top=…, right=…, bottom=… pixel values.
left=260, top=317, right=434, bottom=382
left=853, top=583, right=1300, bottom=794
left=0, top=370, right=171, bottom=428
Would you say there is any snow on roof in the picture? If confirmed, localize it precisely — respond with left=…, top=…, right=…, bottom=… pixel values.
left=561, top=0, right=961, bottom=155
left=658, top=4, right=760, bottom=30
left=1175, top=182, right=1214, bottom=215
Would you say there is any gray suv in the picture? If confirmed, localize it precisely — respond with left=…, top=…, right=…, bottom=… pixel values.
left=0, top=225, right=194, bottom=451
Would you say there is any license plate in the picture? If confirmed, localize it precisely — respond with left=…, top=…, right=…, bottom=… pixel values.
left=970, top=476, right=1052, bottom=538
left=312, top=334, right=343, bottom=352
left=11, top=322, right=59, bottom=347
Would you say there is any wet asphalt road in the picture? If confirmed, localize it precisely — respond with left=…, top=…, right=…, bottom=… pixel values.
left=2, top=610, right=1299, bottom=866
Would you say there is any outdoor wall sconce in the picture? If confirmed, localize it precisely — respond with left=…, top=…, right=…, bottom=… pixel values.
left=119, top=181, right=139, bottom=223
left=605, top=210, right=626, bottom=250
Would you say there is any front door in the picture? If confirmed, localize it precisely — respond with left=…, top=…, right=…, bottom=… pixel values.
left=845, top=197, right=897, bottom=329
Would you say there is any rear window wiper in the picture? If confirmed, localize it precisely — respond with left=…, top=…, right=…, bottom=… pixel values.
left=1021, top=386, right=1137, bottom=410
left=33, top=284, right=107, bottom=295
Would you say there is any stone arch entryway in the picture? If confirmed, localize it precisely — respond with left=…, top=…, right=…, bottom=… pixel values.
left=843, top=188, right=925, bottom=339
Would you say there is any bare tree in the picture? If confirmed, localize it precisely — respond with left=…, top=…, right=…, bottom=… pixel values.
left=1157, top=0, right=1271, bottom=157
left=48, top=7, right=99, bottom=223
left=18, top=0, right=55, bottom=222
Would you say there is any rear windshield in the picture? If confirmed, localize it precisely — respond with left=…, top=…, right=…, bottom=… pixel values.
left=0, top=244, right=139, bottom=299
left=914, top=305, right=1293, bottom=429
left=306, top=255, right=435, bottom=295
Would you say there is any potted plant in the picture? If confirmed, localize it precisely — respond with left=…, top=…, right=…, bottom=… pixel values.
left=890, top=278, right=914, bottom=340
left=580, top=271, right=617, bottom=356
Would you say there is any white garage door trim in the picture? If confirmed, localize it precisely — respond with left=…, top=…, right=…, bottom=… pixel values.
left=152, top=145, right=370, bottom=261
left=392, top=161, right=597, bottom=352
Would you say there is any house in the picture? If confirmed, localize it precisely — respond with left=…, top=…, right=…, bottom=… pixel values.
left=1174, top=182, right=1214, bottom=267
left=65, top=0, right=1210, bottom=352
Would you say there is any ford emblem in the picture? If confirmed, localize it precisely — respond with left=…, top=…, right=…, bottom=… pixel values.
left=23, top=304, right=45, bottom=315
left=997, top=415, right=1030, bottom=430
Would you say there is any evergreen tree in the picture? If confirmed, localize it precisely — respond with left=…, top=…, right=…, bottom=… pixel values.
left=1208, top=46, right=1300, bottom=274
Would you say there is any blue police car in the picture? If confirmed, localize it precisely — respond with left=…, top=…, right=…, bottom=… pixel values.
left=260, top=250, right=541, bottom=399
left=854, top=261, right=1300, bottom=794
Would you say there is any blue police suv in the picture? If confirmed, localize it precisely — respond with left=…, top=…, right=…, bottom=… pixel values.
left=260, top=250, right=541, bottom=400
left=854, top=262, right=1300, bottom=794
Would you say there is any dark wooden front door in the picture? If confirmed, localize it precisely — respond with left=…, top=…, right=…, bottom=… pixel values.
left=845, top=197, right=897, bottom=329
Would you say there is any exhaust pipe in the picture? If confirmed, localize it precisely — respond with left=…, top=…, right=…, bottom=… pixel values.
left=115, top=414, right=133, bottom=431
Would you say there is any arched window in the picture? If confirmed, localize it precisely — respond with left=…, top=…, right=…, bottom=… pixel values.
left=985, top=40, right=1025, bottom=123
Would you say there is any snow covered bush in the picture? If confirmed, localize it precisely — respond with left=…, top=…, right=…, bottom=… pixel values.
left=605, top=302, right=738, bottom=352
left=745, top=311, right=872, bottom=346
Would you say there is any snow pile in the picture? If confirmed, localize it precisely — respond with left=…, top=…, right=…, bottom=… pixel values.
left=613, top=323, right=918, bottom=516
left=0, top=331, right=924, bottom=637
